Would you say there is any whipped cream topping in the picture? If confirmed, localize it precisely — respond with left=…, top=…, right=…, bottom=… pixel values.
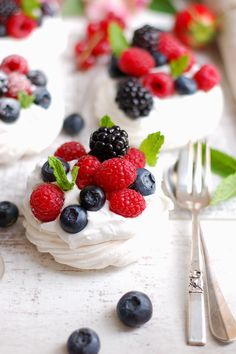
left=23, top=162, right=172, bottom=269
left=94, top=66, right=224, bottom=150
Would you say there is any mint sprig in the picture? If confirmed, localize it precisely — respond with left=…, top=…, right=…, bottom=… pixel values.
left=18, top=91, right=35, bottom=109
left=170, top=55, right=190, bottom=78
left=48, top=156, right=79, bottom=192
left=21, top=0, right=41, bottom=19
left=108, top=22, right=129, bottom=58
left=149, top=0, right=177, bottom=14
left=211, top=172, right=236, bottom=205
left=99, top=115, right=115, bottom=128
left=139, top=132, right=165, bottom=167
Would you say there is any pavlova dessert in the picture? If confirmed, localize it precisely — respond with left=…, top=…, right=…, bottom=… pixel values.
left=0, top=54, right=64, bottom=163
left=93, top=23, right=223, bottom=149
left=23, top=116, right=171, bottom=270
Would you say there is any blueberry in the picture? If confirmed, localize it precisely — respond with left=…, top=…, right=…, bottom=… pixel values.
left=0, top=71, right=8, bottom=96
left=60, top=205, right=88, bottom=234
left=34, top=87, right=51, bottom=109
left=175, top=76, right=197, bottom=95
left=27, top=70, right=47, bottom=87
left=130, top=168, right=156, bottom=196
left=151, top=51, right=167, bottom=67
left=0, top=25, right=6, bottom=37
left=117, top=291, right=153, bottom=327
left=79, top=186, right=106, bottom=211
left=0, top=98, right=20, bottom=123
left=42, top=2, right=58, bottom=16
left=0, top=201, right=19, bottom=228
left=41, top=157, right=70, bottom=182
left=63, top=113, right=85, bottom=136
left=67, top=328, right=100, bottom=354
left=108, top=55, right=126, bottom=78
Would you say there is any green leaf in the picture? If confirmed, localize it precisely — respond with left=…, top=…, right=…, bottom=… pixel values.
left=190, top=21, right=216, bottom=46
left=18, top=91, right=35, bottom=109
left=99, top=115, right=115, bottom=128
left=211, top=172, right=236, bottom=205
left=61, top=0, right=84, bottom=16
left=48, top=156, right=79, bottom=191
left=21, top=0, right=41, bottom=19
left=149, top=0, right=177, bottom=14
left=139, top=132, right=165, bottom=167
left=170, top=55, right=190, bottom=78
left=108, top=22, right=129, bottom=58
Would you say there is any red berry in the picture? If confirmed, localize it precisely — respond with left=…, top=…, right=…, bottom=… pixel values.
left=75, top=155, right=101, bottom=189
left=54, top=142, right=86, bottom=162
left=0, top=55, right=29, bottom=75
left=94, top=158, right=136, bottom=192
left=7, top=72, right=32, bottom=98
left=119, top=47, right=155, bottom=77
left=124, top=148, right=146, bottom=168
left=86, top=21, right=103, bottom=38
left=76, top=55, right=96, bottom=71
left=74, top=40, right=88, bottom=57
left=143, top=72, right=174, bottom=98
left=92, top=38, right=110, bottom=56
left=6, top=13, right=37, bottom=39
left=194, top=64, right=220, bottom=91
left=30, top=183, right=64, bottom=222
left=109, top=189, right=146, bottom=218
left=158, top=33, right=181, bottom=61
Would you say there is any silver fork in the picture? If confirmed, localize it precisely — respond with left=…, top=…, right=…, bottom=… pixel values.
left=176, top=141, right=210, bottom=346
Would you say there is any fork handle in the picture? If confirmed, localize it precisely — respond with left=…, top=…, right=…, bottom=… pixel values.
left=187, top=212, right=206, bottom=346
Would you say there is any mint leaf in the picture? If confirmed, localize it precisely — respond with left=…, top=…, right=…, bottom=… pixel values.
left=170, top=55, right=189, bottom=78
left=21, top=0, right=41, bottom=19
left=18, top=91, right=35, bottom=109
left=149, top=0, right=176, bottom=14
left=211, top=172, right=236, bottom=205
left=99, top=115, right=115, bottom=128
left=48, top=156, right=79, bottom=191
left=108, top=22, right=129, bottom=58
left=61, top=0, right=84, bottom=16
left=139, top=132, right=165, bottom=167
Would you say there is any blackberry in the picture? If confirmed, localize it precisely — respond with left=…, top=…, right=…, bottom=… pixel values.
left=89, top=125, right=129, bottom=161
left=132, top=25, right=160, bottom=52
left=108, top=55, right=126, bottom=79
left=115, top=78, right=153, bottom=119
left=0, top=0, right=18, bottom=23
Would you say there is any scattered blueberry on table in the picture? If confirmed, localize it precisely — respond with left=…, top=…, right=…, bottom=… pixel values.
left=63, top=113, right=85, bottom=136
left=67, top=328, right=100, bottom=354
left=0, top=201, right=19, bottom=228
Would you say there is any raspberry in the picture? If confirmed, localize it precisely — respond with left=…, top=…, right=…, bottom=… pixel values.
left=194, top=64, right=220, bottom=91
left=7, top=72, right=32, bottom=98
left=0, top=55, right=29, bottom=75
left=118, top=47, right=155, bottom=77
left=54, top=142, right=86, bottom=162
left=94, top=158, right=136, bottom=192
left=142, top=73, right=174, bottom=98
left=30, top=183, right=64, bottom=222
left=109, top=189, right=146, bottom=218
left=75, top=155, right=101, bottom=189
left=124, top=148, right=146, bottom=168
left=6, top=13, right=37, bottom=39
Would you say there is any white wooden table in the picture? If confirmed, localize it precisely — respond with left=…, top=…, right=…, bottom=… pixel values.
left=1, top=16, right=236, bottom=354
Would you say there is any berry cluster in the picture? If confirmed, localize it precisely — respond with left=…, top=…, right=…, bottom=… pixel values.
left=0, top=55, right=51, bottom=124
left=74, top=12, right=125, bottom=71
left=29, top=124, right=157, bottom=233
left=0, top=0, right=58, bottom=39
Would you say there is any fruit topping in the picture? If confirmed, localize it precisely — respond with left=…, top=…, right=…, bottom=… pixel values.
left=63, top=113, right=85, bottom=136
left=75, top=155, right=101, bottom=189
left=0, top=201, right=19, bottom=228
left=7, top=72, right=32, bottom=98
left=115, top=77, right=153, bottom=119
left=194, top=64, right=220, bottom=92
left=33, top=87, right=51, bottom=108
left=30, top=183, right=64, bottom=222
left=109, top=189, right=146, bottom=218
left=124, top=147, right=146, bottom=169
left=55, top=142, right=86, bottom=162
left=0, top=97, right=20, bottom=123
left=79, top=185, right=106, bottom=211
left=117, top=291, right=153, bottom=327
left=175, top=76, right=197, bottom=95
left=0, top=55, right=29, bottom=75
left=151, top=51, right=167, bottom=67
left=67, top=328, right=100, bottom=354
left=132, top=25, right=160, bottom=52
left=41, top=157, right=70, bottom=183
left=108, top=55, right=126, bottom=79
left=118, top=47, right=155, bottom=77
left=27, top=70, right=47, bottom=87
left=6, top=13, right=37, bottom=39
left=130, top=168, right=156, bottom=196
left=0, top=71, right=8, bottom=95
left=60, top=205, right=88, bottom=234
left=142, top=72, right=174, bottom=98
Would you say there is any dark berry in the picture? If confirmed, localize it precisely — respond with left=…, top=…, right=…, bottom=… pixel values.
left=175, top=76, right=197, bottom=95
left=41, top=2, right=58, bottom=16
left=79, top=185, right=106, bottom=211
left=108, top=55, right=126, bottom=79
left=130, top=168, right=156, bottom=196
left=0, top=24, right=7, bottom=37
left=27, top=70, right=47, bottom=87
left=89, top=125, right=129, bottom=161
left=0, top=71, right=8, bottom=95
left=67, top=328, right=100, bottom=354
left=116, top=78, right=153, bottom=119
left=34, top=87, right=51, bottom=108
left=41, top=157, right=70, bottom=183
left=117, top=291, right=153, bottom=327
left=132, top=25, right=160, bottom=52
left=63, top=113, right=85, bottom=136
left=60, top=205, right=88, bottom=234
left=151, top=51, right=167, bottom=67
left=0, top=98, right=20, bottom=123
left=0, top=0, right=18, bottom=22
left=0, top=201, right=19, bottom=228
